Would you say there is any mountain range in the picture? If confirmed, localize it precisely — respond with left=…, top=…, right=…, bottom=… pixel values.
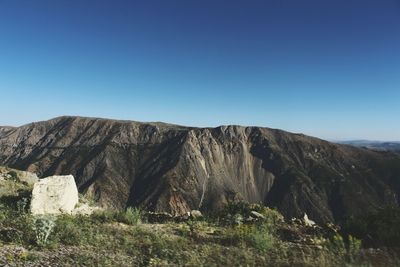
left=338, top=140, right=400, bottom=152
left=0, top=116, right=399, bottom=223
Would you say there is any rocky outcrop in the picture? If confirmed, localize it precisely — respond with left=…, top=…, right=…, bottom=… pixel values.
left=1, top=116, right=400, bottom=223
left=30, top=175, right=79, bottom=215
left=0, top=167, right=38, bottom=186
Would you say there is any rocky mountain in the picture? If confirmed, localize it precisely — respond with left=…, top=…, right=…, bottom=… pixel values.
left=1, top=116, right=399, bottom=223
left=0, top=126, right=14, bottom=138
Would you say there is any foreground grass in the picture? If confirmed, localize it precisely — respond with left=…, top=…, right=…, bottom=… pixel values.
left=1, top=202, right=396, bottom=267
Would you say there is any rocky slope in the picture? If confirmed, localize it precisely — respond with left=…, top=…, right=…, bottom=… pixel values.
left=0, top=116, right=399, bottom=223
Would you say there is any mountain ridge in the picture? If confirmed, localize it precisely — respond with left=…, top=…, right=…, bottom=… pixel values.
left=338, top=140, right=400, bottom=152
left=0, top=116, right=399, bottom=224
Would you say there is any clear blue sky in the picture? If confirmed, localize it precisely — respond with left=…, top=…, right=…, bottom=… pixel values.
left=0, top=0, right=399, bottom=140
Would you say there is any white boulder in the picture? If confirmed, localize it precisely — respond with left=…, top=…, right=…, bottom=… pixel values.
left=30, top=175, right=79, bottom=215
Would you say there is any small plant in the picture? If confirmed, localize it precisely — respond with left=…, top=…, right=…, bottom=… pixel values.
left=53, top=215, right=86, bottom=245
left=118, top=207, right=142, bottom=225
left=327, top=233, right=346, bottom=256
left=16, top=198, right=29, bottom=214
left=217, top=202, right=283, bottom=227
left=7, top=171, right=18, bottom=181
left=249, top=223, right=275, bottom=252
left=183, top=220, right=204, bottom=238
left=90, top=210, right=116, bottom=223
left=176, top=223, right=191, bottom=237
left=223, top=222, right=275, bottom=252
left=343, top=206, right=400, bottom=248
left=32, top=215, right=56, bottom=247
left=347, top=235, right=362, bottom=262
left=233, top=213, right=244, bottom=225
left=323, top=233, right=362, bottom=263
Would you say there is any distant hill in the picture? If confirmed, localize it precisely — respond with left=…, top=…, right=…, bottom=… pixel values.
left=339, top=140, right=400, bottom=152
left=1, top=116, right=400, bottom=223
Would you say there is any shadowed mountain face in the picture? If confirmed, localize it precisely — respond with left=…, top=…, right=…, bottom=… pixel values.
left=1, top=116, right=399, bottom=223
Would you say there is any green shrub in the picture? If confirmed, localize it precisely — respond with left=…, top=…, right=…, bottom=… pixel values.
left=321, top=233, right=362, bottom=264
left=116, top=207, right=142, bottom=225
left=31, top=215, right=56, bottom=247
left=343, top=206, right=400, bottom=247
left=347, top=235, right=362, bottom=262
left=89, top=208, right=142, bottom=225
left=16, top=198, right=29, bottom=214
left=90, top=210, right=116, bottom=224
left=216, top=202, right=283, bottom=227
left=8, top=171, right=18, bottom=181
left=326, top=233, right=346, bottom=256
left=53, top=215, right=87, bottom=245
left=248, top=223, right=275, bottom=252
left=223, top=222, right=275, bottom=252
left=0, top=204, right=35, bottom=245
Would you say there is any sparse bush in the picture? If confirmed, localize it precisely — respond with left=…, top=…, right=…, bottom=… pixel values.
left=343, top=206, right=400, bottom=247
left=217, top=202, right=283, bottom=227
left=0, top=204, right=35, bottom=245
left=53, top=215, right=86, bottom=245
left=31, top=215, right=56, bottom=247
left=117, top=207, right=142, bottom=225
left=321, top=233, right=362, bottom=264
left=347, top=235, right=362, bottom=262
left=223, top=222, right=275, bottom=252
left=248, top=223, right=275, bottom=252
left=90, top=209, right=116, bottom=224
left=16, top=197, right=29, bottom=214
left=8, top=171, right=18, bottom=181
left=226, top=213, right=244, bottom=225
left=90, top=207, right=143, bottom=225
left=326, top=233, right=346, bottom=256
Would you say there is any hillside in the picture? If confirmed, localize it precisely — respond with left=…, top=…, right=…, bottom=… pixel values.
left=1, top=166, right=399, bottom=266
left=1, top=116, right=400, bottom=223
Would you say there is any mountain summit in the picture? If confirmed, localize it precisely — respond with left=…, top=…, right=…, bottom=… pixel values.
left=1, top=116, right=399, bottom=223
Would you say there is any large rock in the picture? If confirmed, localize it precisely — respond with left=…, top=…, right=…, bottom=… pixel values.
left=30, top=175, right=79, bottom=215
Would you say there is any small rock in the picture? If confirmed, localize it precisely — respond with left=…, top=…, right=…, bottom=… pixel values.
left=250, top=211, right=265, bottom=219
left=190, top=210, right=203, bottom=219
left=303, top=213, right=316, bottom=227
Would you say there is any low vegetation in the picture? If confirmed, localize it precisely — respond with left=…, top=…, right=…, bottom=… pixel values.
left=343, top=206, right=400, bottom=248
left=0, top=168, right=399, bottom=266
left=1, top=199, right=399, bottom=266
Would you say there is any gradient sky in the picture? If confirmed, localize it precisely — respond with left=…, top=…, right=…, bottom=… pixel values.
left=0, top=0, right=399, bottom=140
